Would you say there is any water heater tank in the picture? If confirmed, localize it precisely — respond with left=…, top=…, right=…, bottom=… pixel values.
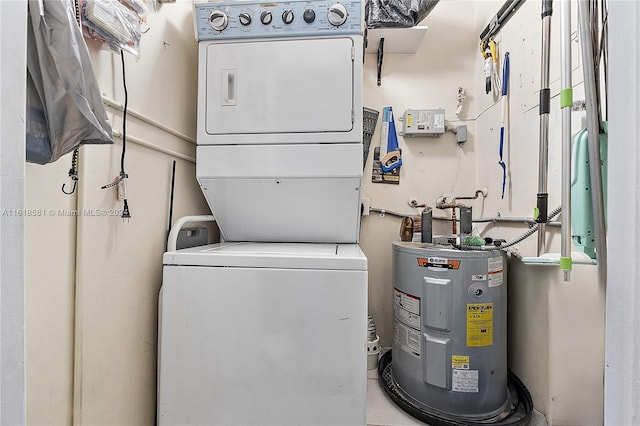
left=391, top=242, right=510, bottom=419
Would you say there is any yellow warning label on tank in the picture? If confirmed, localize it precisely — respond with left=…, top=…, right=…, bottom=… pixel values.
left=466, top=303, right=493, bottom=347
left=452, top=355, right=470, bottom=369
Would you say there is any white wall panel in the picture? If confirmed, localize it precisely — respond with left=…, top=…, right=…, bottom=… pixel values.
left=0, top=1, right=27, bottom=424
left=605, top=1, right=640, bottom=424
left=25, top=159, right=77, bottom=426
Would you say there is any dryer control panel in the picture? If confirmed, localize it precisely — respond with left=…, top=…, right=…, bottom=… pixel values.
left=194, top=0, right=362, bottom=40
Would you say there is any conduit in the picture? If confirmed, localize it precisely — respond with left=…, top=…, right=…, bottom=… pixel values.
left=456, top=206, right=563, bottom=251
left=368, top=207, right=561, bottom=226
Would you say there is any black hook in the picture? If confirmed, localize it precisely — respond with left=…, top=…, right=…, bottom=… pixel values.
left=62, top=148, right=79, bottom=195
left=62, top=180, right=77, bottom=195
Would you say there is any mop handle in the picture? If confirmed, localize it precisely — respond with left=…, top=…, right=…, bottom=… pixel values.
left=500, top=53, right=510, bottom=152
left=502, top=52, right=510, bottom=97
left=499, top=53, right=510, bottom=199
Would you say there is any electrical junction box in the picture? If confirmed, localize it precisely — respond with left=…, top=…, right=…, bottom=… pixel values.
left=402, top=109, right=445, bottom=137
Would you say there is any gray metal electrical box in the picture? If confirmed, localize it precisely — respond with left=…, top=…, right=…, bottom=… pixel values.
left=402, top=109, right=445, bottom=137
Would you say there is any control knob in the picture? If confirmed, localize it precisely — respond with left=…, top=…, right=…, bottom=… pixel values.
left=260, top=10, right=273, bottom=25
left=327, top=3, right=348, bottom=26
left=238, top=12, right=252, bottom=26
left=282, top=9, right=294, bottom=24
left=208, top=10, right=229, bottom=31
left=303, top=9, right=316, bottom=23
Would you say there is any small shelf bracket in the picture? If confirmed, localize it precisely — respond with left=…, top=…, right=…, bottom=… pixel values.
left=377, top=37, right=385, bottom=86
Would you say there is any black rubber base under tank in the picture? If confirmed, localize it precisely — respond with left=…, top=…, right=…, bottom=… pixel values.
left=378, top=350, right=533, bottom=426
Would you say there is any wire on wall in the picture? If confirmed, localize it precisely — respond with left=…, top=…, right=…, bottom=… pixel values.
left=101, top=51, right=131, bottom=220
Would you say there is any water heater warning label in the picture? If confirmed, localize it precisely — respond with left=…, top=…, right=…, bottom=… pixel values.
left=394, top=322, right=421, bottom=358
left=395, top=305, right=420, bottom=329
left=488, top=257, right=504, bottom=287
left=466, top=303, right=494, bottom=347
left=451, top=355, right=470, bottom=369
left=394, top=288, right=420, bottom=315
left=394, top=288, right=421, bottom=358
left=452, top=369, right=479, bottom=393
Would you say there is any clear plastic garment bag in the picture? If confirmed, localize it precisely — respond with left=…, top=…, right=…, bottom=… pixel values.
left=26, top=0, right=112, bottom=165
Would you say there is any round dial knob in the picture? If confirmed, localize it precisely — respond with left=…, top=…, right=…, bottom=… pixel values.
left=209, top=10, right=229, bottom=31
left=303, top=9, right=316, bottom=23
left=238, top=12, right=252, bottom=26
left=327, top=3, right=348, bottom=26
left=260, top=10, right=273, bottom=25
left=281, top=9, right=294, bottom=24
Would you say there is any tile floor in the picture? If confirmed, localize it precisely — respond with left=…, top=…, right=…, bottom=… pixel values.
left=367, top=367, right=426, bottom=426
left=365, top=351, right=548, bottom=426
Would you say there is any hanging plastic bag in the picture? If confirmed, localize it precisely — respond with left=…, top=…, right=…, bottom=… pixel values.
left=26, top=0, right=113, bottom=165
left=81, top=0, right=143, bottom=57
left=365, top=0, right=439, bottom=28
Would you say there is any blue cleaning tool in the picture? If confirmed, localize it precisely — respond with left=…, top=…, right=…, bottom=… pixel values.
left=499, top=52, right=510, bottom=199
left=380, top=106, right=402, bottom=173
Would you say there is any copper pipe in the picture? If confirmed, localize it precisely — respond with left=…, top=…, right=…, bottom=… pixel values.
left=436, top=196, right=476, bottom=236
left=452, top=189, right=485, bottom=201
left=452, top=208, right=457, bottom=235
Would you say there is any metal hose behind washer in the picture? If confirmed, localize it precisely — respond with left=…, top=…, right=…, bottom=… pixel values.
left=456, top=206, right=562, bottom=251
left=367, top=313, right=377, bottom=341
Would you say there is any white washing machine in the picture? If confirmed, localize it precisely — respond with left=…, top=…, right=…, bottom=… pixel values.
left=158, top=1, right=368, bottom=424
left=158, top=242, right=367, bottom=425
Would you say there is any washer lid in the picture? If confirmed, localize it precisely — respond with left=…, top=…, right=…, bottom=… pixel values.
left=163, top=242, right=367, bottom=270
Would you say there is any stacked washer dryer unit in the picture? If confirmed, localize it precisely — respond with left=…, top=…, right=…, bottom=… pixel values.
left=157, top=1, right=367, bottom=425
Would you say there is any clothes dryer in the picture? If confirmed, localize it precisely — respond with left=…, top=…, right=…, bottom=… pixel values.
left=194, top=0, right=364, bottom=243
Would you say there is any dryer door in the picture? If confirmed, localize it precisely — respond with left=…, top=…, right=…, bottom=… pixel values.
left=204, top=38, right=354, bottom=137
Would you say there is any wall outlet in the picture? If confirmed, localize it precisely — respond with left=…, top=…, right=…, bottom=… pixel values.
left=361, top=197, right=370, bottom=216
left=455, top=125, right=468, bottom=144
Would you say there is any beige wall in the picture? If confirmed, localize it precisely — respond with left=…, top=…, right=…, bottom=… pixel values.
left=24, top=0, right=605, bottom=424
left=509, top=257, right=604, bottom=425
left=362, top=0, right=591, bottom=340
left=361, top=0, right=480, bottom=347
left=361, top=0, right=604, bottom=424
left=25, top=159, right=77, bottom=425
left=472, top=0, right=586, bottom=254
left=25, top=1, right=211, bottom=424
